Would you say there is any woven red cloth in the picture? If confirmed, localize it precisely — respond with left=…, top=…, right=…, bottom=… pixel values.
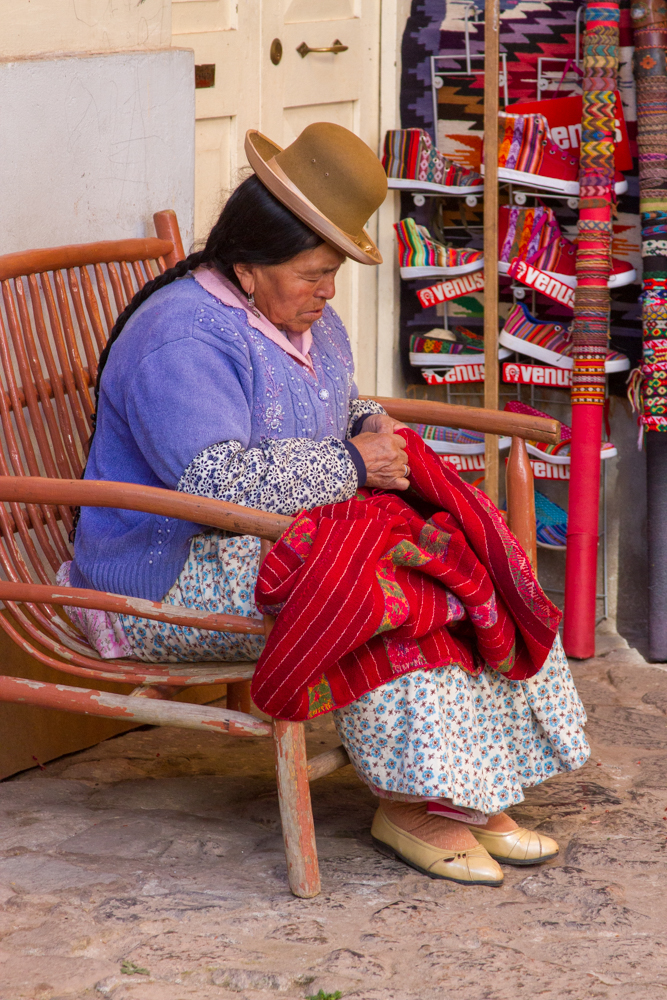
left=251, top=430, right=561, bottom=721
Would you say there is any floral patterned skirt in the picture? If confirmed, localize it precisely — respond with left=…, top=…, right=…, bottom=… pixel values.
left=118, top=533, right=265, bottom=662
left=332, top=634, right=589, bottom=815
left=61, top=536, right=588, bottom=817
left=58, top=532, right=265, bottom=663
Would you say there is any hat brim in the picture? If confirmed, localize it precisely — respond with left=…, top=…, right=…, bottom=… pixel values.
left=245, top=130, right=383, bottom=266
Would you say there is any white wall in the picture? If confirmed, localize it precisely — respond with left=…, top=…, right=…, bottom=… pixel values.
left=0, top=48, right=195, bottom=254
left=0, top=0, right=171, bottom=58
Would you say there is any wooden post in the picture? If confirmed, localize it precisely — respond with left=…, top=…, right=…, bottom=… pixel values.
left=153, top=209, right=186, bottom=267
left=260, top=537, right=320, bottom=898
left=483, top=0, right=501, bottom=505
left=273, top=719, right=321, bottom=898
left=506, top=437, right=537, bottom=568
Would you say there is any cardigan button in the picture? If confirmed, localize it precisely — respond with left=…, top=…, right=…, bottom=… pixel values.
left=318, top=388, right=330, bottom=401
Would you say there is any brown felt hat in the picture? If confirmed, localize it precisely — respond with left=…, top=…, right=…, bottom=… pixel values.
left=245, top=123, right=387, bottom=265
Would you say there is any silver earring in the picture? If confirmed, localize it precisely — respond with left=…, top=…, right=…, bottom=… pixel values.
left=247, top=291, right=261, bottom=318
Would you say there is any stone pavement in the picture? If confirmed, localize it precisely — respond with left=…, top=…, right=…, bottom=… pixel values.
left=1, top=635, right=666, bottom=1000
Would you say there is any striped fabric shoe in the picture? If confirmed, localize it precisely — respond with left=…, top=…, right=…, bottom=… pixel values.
left=409, top=328, right=512, bottom=366
left=383, top=128, right=484, bottom=195
left=499, top=302, right=630, bottom=373
left=498, top=204, right=635, bottom=289
left=489, top=111, right=627, bottom=196
left=396, top=218, right=484, bottom=278
left=504, top=400, right=617, bottom=464
left=534, top=490, right=568, bottom=549
left=415, top=424, right=511, bottom=455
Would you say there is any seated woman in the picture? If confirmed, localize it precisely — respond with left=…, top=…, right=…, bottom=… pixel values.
left=61, top=123, right=589, bottom=887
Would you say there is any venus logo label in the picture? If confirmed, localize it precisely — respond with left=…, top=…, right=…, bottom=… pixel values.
left=423, top=364, right=485, bottom=384
left=442, top=455, right=571, bottom=480
left=503, top=362, right=572, bottom=387
left=509, top=258, right=575, bottom=309
left=417, top=271, right=485, bottom=307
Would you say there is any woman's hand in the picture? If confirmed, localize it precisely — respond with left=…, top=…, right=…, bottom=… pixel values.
left=351, top=429, right=410, bottom=491
left=359, top=413, right=408, bottom=435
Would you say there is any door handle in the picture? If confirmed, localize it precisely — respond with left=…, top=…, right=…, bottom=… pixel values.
left=296, top=39, right=349, bottom=58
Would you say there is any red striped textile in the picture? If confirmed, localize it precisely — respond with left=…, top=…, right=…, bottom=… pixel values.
left=251, top=430, right=561, bottom=721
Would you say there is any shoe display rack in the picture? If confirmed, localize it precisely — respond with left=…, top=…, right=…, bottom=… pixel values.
left=383, top=1, right=631, bottom=616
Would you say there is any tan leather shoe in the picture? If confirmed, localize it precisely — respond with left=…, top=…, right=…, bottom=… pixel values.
left=470, top=825, right=559, bottom=865
left=371, top=808, right=504, bottom=886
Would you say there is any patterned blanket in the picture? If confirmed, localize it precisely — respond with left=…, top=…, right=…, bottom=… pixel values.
left=251, top=430, right=561, bottom=721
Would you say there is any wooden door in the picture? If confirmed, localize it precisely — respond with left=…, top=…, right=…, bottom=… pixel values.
left=171, top=0, right=381, bottom=390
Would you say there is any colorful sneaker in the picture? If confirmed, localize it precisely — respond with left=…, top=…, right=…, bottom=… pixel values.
left=504, top=400, right=617, bottom=464
left=498, top=205, right=636, bottom=289
left=409, top=328, right=512, bottom=366
left=383, top=128, right=484, bottom=195
left=534, top=490, right=568, bottom=549
left=498, top=302, right=630, bottom=373
left=415, top=424, right=511, bottom=455
left=395, top=218, right=484, bottom=278
left=486, top=112, right=627, bottom=196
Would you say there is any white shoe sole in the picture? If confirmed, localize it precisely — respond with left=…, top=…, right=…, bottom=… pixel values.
left=498, top=330, right=630, bottom=372
left=387, top=177, right=484, bottom=197
left=498, top=262, right=637, bottom=289
left=526, top=441, right=618, bottom=464
left=410, top=347, right=512, bottom=366
left=490, top=166, right=627, bottom=196
left=400, top=258, right=484, bottom=279
left=421, top=436, right=512, bottom=455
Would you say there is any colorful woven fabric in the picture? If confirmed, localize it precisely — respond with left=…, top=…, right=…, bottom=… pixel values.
left=498, top=112, right=547, bottom=173
left=250, top=430, right=561, bottom=721
left=499, top=301, right=629, bottom=371
left=500, top=303, right=573, bottom=359
left=504, top=400, right=617, bottom=463
left=632, top=0, right=667, bottom=431
left=394, top=218, right=482, bottom=270
left=499, top=205, right=564, bottom=275
left=534, top=491, right=569, bottom=549
left=570, top=1, right=619, bottom=406
left=505, top=401, right=572, bottom=443
left=414, top=424, right=484, bottom=446
left=499, top=204, right=634, bottom=287
left=383, top=128, right=482, bottom=188
left=409, top=327, right=483, bottom=356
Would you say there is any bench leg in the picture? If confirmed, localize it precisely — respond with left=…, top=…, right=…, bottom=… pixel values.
left=226, top=680, right=252, bottom=714
left=272, top=719, right=321, bottom=898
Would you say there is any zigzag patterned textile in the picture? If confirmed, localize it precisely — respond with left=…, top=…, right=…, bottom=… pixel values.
left=633, top=0, right=667, bottom=431
left=571, top=1, right=619, bottom=407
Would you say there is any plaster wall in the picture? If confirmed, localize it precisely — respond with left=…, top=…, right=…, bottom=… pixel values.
left=0, top=48, right=195, bottom=255
left=0, top=40, right=196, bottom=777
left=0, top=0, right=171, bottom=58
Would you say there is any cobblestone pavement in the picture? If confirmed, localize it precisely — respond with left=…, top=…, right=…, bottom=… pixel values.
left=1, top=634, right=666, bottom=1000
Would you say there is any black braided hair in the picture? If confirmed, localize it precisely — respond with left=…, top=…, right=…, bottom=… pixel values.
left=93, top=174, right=324, bottom=414
left=93, top=252, right=204, bottom=414
left=70, top=175, right=324, bottom=543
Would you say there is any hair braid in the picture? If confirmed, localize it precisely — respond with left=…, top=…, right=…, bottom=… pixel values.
left=70, top=251, right=207, bottom=542
left=94, top=250, right=207, bottom=410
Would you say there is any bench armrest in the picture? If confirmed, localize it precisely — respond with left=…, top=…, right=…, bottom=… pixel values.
left=0, top=477, right=292, bottom=542
left=363, top=396, right=560, bottom=445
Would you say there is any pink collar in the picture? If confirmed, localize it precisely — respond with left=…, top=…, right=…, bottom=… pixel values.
left=193, top=267, right=315, bottom=376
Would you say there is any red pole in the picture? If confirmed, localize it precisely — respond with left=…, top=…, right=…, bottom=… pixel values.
left=563, top=0, right=619, bottom=658
left=564, top=407, right=603, bottom=656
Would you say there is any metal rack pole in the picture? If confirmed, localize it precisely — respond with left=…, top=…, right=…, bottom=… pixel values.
left=483, top=0, right=500, bottom=504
